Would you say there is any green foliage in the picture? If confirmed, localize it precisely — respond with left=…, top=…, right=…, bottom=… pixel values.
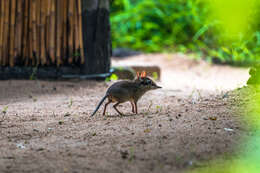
left=111, top=0, right=260, bottom=65
left=111, top=0, right=206, bottom=52
left=247, top=65, right=260, bottom=85
left=105, top=73, right=119, bottom=81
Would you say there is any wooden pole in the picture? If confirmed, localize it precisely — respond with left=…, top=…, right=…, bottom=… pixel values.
left=28, top=0, right=34, bottom=65
left=56, top=0, right=62, bottom=66
left=2, top=0, right=10, bottom=66
left=81, top=0, right=111, bottom=74
left=63, top=0, right=68, bottom=62
left=31, top=0, right=38, bottom=65
left=36, top=0, right=41, bottom=65
left=23, top=0, right=29, bottom=66
left=68, top=0, right=74, bottom=64
left=49, top=0, right=56, bottom=64
left=0, top=1, right=5, bottom=65
left=40, top=0, right=47, bottom=65
left=45, top=0, right=51, bottom=65
left=74, top=0, right=79, bottom=63
left=9, top=0, right=16, bottom=67
left=78, top=0, right=84, bottom=64
left=15, top=0, right=23, bottom=63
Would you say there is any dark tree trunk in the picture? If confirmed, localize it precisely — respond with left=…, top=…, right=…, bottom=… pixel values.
left=81, top=0, right=111, bottom=75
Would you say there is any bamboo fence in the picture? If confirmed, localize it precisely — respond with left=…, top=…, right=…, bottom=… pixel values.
left=0, top=0, right=84, bottom=67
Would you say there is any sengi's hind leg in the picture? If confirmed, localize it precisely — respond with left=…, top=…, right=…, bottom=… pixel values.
left=130, top=101, right=135, bottom=113
left=134, top=101, right=138, bottom=114
left=103, top=100, right=112, bottom=115
left=113, top=102, right=124, bottom=116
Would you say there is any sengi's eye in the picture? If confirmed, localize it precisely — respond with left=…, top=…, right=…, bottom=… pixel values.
left=141, top=81, right=146, bottom=85
left=141, top=79, right=151, bottom=86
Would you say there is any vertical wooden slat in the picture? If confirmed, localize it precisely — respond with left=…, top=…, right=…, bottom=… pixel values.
left=78, top=0, right=84, bottom=64
left=0, top=0, right=2, bottom=64
left=63, top=0, right=68, bottom=63
left=36, top=0, right=41, bottom=65
left=56, top=0, right=62, bottom=66
left=15, top=0, right=23, bottom=63
left=23, top=0, right=29, bottom=65
left=0, top=0, right=5, bottom=65
left=28, top=0, right=33, bottom=65
left=45, top=0, right=51, bottom=65
left=31, top=0, right=37, bottom=65
left=2, top=0, right=10, bottom=66
left=3, top=0, right=10, bottom=66
left=40, top=0, right=46, bottom=65
left=49, top=0, right=56, bottom=63
left=9, top=0, right=16, bottom=67
left=74, top=0, right=80, bottom=63
left=68, top=0, right=74, bottom=64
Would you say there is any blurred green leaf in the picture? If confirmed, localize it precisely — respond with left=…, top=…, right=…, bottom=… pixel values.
left=111, top=0, right=260, bottom=65
left=106, top=74, right=119, bottom=82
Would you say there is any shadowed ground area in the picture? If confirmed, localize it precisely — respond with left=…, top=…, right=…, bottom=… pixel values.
left=0, top=54, right=250, bottom=173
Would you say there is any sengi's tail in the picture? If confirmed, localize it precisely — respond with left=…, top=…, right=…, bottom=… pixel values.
left=91, top=95, right=108, bottom=116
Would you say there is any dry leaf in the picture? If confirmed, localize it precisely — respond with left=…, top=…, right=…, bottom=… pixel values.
left=144, top=129, right=151, bottom=133
left=209, top=117, right=217, bottom=121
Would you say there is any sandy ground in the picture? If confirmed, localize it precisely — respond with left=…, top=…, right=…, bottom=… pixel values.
left=0, top=54, right=250, bottom=173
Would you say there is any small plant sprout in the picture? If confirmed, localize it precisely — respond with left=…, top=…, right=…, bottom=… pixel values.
left=30, top=67, right=38, bottom=80
left=33, top=97, right=37, bottom=102
left=2, top=106, right=8, bottom=115
left=144, top=112, right=149, bottom=116
left=73, top=51, right=80, bottom=58
left=155, top=105, right=163, bottom=113
left=129, top=147, right=135, bottom=161
left=1, top=106, right=8, bottom=122
left=68, top=98, right=73, bottom=108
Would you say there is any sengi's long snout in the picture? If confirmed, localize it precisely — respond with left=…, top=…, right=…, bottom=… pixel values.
left=152, top=84, right=162, bottom=89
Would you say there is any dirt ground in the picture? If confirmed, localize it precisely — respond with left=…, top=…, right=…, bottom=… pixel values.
left=0, top=54, right=250, bottom=173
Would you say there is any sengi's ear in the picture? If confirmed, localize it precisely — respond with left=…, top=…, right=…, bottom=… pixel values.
left=141, top=71, right=146, bottom=77
left=136, top=71, right=140, bottom=78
